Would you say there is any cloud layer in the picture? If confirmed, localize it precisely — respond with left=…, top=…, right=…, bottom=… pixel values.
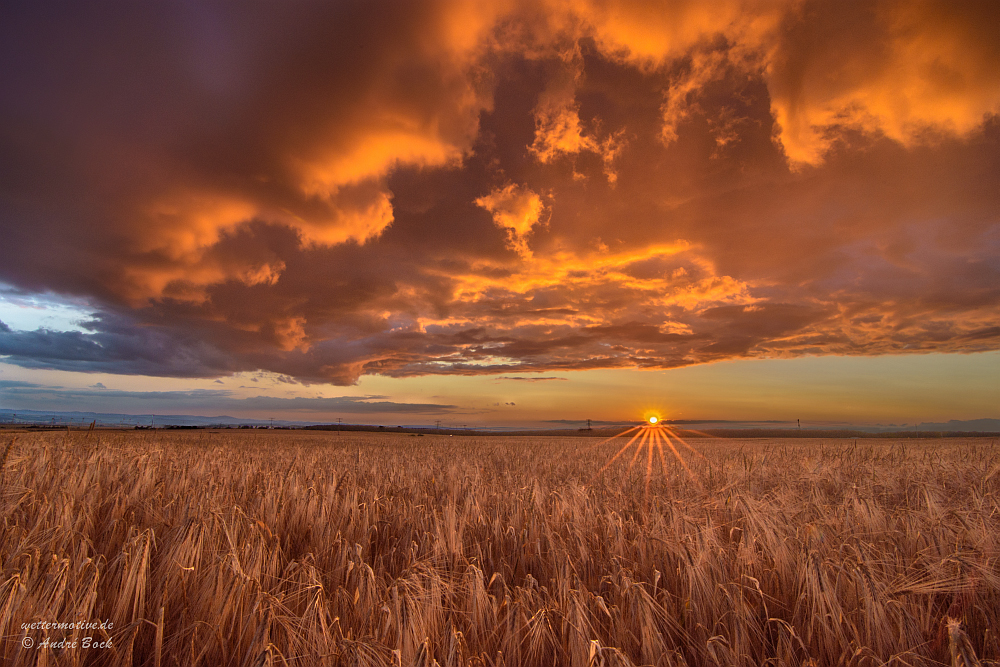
left=1, top=1, right=998, bottom=384
left=0, top=380, right=456, bottom=415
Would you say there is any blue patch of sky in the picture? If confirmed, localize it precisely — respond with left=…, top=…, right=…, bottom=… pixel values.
left=0, top=285, right=94, bottom=332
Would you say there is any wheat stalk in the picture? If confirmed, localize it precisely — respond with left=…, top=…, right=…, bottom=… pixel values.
left=949, top=617, right=983, bottom=667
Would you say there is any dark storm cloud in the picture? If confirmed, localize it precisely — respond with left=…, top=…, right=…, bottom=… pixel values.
left=0, top=314, right=238, bottom=377
left=1, top=1, right=998, bottom=384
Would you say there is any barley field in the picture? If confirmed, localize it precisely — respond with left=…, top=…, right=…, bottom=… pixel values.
left=1, top=430, right=998, bottom=666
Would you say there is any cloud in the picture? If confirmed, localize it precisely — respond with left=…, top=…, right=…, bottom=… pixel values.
left=0, top=1, right=997, bottom=385
left=0, top=380, right=45, bottom=389
left=496, top=376, right=567, bottom=381
left=558, top=0, right=1000, bottom=166
left=0, top=2, right=496, bottom=304
left=475, top=184, right=546, bottom=258
left=0, top=313, right=238, bottom=377
left=0, top=381, right=456, bottom=414
left=238, top=395, right=457, bottom=414
left=765, top=0, right=1000, bottom=166
left=0, top=384, right=234, bottom=402
left=526, top=58, right=625, bottom=182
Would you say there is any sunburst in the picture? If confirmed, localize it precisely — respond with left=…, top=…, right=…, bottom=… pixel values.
left=588, top=416, right=706, bottom=502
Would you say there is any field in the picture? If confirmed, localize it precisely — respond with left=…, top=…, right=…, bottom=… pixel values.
left=1, top=430, right=998, bottom=666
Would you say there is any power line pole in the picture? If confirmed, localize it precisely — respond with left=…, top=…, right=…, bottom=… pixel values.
left=337, top=417, right=342, bottom=437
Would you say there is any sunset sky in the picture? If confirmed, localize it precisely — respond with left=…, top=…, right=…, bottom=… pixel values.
left=1, top=1, right=998, bottom=427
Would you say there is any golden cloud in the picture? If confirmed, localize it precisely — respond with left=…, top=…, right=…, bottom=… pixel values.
left=1, top=0, right=998, bottom=384
left=475, top=184, right=547, bottom=258
left=766, top=1, right=1000, bottom=165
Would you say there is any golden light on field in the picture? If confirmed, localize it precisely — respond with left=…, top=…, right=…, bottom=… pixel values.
left=5, top=429, right=1000, bottom=665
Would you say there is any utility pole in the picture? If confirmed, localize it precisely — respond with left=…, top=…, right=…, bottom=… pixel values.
left=269, top=417, right=274, bottom=429
left=587, top=418, right=592, bottom=431
left=435, top=419, right=442, bottom=433
left=797, top=419, right=801, bottom=430
left=337, top=417, right=342, bottom=436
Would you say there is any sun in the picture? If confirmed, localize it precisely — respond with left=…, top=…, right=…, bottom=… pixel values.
left=648, top=416, right=658, bottom=424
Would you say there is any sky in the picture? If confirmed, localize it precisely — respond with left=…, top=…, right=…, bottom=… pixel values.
left=1, top=1, right=998, bottom=427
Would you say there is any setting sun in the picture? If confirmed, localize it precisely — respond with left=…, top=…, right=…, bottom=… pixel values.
left=648, top=416, right=658, bottom=424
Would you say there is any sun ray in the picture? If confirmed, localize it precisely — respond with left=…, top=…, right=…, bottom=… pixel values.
left=644, top=428, right=656, bottom=504
left=661, top=430, right=701, bottom=486
left=645, top=429, right=655, bottom=479
left=654, top=433, right=670, bottom=476
left=594, top=428, right=646, bottom=478
left=629, top=429, right=650, bottom=468
left=663, top=427, right=708, bottom=460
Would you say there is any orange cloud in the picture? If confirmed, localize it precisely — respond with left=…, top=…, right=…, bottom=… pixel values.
left=274, top=316, right=309, bottom=352
left=567, top=0, right=760, bottom=64
left=1, top=0, right=998, bottom=386
left=543, top=1, right=1000, bottom=165
left=766, top=1, right=1000, bottom=165
left=531, top=103, right=593, bottom=162
left=290, top=186, right=396, bottom=248
left=475, top=184, right=546, bottom=258
left=531, top=101, right=624, bottom=182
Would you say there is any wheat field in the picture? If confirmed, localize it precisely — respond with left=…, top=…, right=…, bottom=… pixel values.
left=0, top=430, right=998, bottom=666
